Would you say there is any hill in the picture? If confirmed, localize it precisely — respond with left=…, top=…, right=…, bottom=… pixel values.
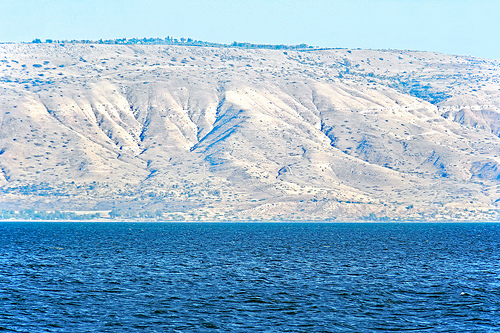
left=1, top=43, right=500, bottom=221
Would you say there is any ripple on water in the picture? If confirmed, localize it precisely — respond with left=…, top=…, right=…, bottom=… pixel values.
left=0, top=222, right=499, bottom=332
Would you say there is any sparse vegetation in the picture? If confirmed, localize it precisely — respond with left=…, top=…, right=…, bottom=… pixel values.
left=0, top=209, right=100, bottom=220
left=1, top=42, right=499, bottom=221
left=28, top=37, right=316, bottom=50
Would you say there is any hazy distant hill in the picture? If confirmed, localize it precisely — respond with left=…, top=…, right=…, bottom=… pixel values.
left=1, top=43, right=500, bottom=221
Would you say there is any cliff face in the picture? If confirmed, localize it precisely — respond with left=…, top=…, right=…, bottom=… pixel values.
left=1, top=43, right=500, bottom=220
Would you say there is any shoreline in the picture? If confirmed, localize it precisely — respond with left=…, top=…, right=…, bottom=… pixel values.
left=1, top=219, right=498, bottom=223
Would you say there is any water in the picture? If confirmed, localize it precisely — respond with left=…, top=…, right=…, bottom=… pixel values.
left=0, top=222, right=499, bottom=332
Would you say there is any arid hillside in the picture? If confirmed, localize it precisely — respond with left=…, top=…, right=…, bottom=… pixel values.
left=1, top=43, right=500, bottom=221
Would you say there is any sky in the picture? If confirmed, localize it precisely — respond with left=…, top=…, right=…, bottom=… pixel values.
left=0, top=0, right=499, bottom=59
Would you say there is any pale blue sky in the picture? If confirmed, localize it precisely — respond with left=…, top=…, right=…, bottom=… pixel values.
left=1, top=0, right=499, bottom=59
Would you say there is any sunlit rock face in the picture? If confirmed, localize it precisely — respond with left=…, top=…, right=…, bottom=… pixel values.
left=1, top=43, right=500, bottom=221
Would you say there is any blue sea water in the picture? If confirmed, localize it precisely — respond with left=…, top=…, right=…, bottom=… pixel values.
left=0, top=222, right=499, bottom=332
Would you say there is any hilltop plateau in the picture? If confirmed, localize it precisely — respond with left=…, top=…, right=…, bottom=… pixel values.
left=1, top=43, right=500, bottom=221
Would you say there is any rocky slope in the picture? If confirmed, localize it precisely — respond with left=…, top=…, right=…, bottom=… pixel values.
left=1, top=43, right=500, bottom=221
